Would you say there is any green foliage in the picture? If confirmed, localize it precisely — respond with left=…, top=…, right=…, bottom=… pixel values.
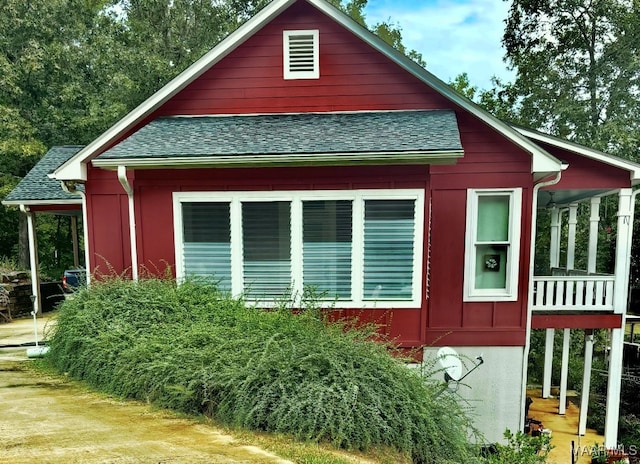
left=482, top=429, right=551, bottom=464
left=47, top=278, right=478, bottom=463
left=502, top=0, right=640, bottom=160
left=528, top=329, right=609, bottom=391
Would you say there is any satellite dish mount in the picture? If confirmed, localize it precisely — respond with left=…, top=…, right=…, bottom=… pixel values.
left=436, top=347, right=484, bottom=390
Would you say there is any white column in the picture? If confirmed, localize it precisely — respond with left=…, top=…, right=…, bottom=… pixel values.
left=579, top=330, right=594, bottom=435
left=605, top=327, right=624, bottom=447
left=605, top=188, right=634, bottom=447
left=559, top=328, right=571, bottom=414
left=549, top=207, right=561, bottom=268
left=587, top=198, right=600, bottom=273
left=542, top=329, right=554, bottom=398
left=21, top=206, right=42, bottom=315
left=566, top=203, right=578, bottom=270
left=543, top=208, right=562, bottom=398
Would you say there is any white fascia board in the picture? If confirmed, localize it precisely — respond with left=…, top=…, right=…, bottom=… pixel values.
left=515, top=126, right=640, bottom=182
left=91, top=150, right=464, bottom=169
left=1, top=199, right=82, bottom=207
left=307, top=0, right=562, bottom=176
left=52, top=0, right=297, bottom=182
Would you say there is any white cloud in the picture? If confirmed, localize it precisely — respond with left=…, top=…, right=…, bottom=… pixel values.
left=364, top=0, right=515, bottom=90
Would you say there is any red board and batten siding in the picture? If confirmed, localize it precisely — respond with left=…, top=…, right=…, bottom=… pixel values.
left=154, top=0, right=452, bottom=117
left=85, top=0, right=535, bottom=348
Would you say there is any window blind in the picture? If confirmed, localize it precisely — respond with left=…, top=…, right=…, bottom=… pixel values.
left=242, top=201, right=292, bottom=299
left=302, top=200, right=353, bottom=298
left=363, top=199, right=415, bottom=300
left=182, top=202, right=232, bottom=290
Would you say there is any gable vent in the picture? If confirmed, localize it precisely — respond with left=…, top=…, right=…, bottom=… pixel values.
left=284, top=30, right=319, bottom=79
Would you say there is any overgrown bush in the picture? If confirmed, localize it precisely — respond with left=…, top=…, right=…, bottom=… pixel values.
left=47, top=277, right=479, bottom=463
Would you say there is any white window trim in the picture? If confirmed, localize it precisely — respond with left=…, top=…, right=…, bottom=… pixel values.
left=283, top=29, right=319, bottom=80
left=173, top=189, right=424, bottom=308
left=463, top=188, right=522, bottom=302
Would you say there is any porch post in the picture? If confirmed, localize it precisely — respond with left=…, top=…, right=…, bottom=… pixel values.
left=71, top=215, right=80, bottom=268
left=559, top=328, right=571, bottom=414
left=549, top=207, right=561, bottom=268
left=566, top=203, right=578, bottom=270
left=21, top=206, right=42, bottom=316
left=543, top=208, right=562, bottom=398
left=587, top=198, right=600, bottom=273
left=605, top=188, right=634, bottom=447
left=542, top=329, right=554, bottom=398
left=578, top=330, right=594, bottom=435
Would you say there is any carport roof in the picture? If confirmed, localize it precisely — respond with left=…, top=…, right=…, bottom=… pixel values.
left=3, top=146, right=84, bottom=206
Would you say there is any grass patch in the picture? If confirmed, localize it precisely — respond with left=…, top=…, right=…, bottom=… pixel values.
left=47, top=277, right=480, bottom=463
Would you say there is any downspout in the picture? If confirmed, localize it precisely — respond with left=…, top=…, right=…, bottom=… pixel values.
left=117, top=166, right=139, bottom=281
left=520, top=170, right=562, bottom=431
left=61, top=181, right=91, bottom=287
left=19, top=205, right=41, bottom=315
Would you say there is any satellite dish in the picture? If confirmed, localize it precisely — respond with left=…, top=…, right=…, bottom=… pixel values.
left=437, top=346, right=463, bottom=382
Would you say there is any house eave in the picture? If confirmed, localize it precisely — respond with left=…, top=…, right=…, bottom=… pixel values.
left=1, top=199, right=82, bottom=207
left=515, top=126, right=640, bottom=182
left=92, top=150, right=464, bottom=170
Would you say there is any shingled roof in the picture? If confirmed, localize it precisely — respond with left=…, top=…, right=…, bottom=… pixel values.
left=93, top=110, right=463, bottom=167
left=3, top=146, right=84, bottom=205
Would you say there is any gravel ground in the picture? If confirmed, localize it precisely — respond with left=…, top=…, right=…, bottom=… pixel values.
left=0, top=316, right=292, bottom=464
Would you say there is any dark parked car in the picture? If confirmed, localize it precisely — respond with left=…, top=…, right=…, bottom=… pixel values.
left=62, top=268, right=86, bottom=293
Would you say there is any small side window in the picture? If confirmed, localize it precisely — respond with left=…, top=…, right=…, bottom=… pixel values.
left=464, top=189, right=522, bottom=301
left=283, top=30, right=319, bottom=80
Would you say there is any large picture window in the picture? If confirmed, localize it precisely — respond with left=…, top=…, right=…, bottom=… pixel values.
left=174, top=190, right=424, bottom=307
left=464, top=188, right=522, bottom=301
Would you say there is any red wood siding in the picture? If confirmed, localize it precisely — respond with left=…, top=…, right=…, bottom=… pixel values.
left=532, top=314, right=623, bottom=329
left=537, top=142, right=631, bottom=190
left=427, top=112, right=533, bottom=346
left=85, top=166, right=131, bottom=277
left=155, top=0, right=450, bottom=117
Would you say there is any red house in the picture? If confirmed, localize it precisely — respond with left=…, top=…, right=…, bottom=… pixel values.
left=6, top=0, right=640, bottom=445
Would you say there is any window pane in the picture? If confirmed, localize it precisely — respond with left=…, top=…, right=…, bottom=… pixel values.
left=363, top=199, right=415, bottom=300
left=475, top=244, right=508, bottom=289
left=182, top=202, right=231, bottom=290
left=242, top=201, right=291, bottom=299
left=303, top=200, right=352, bottom=298
left=477, top=195, right=509, bottom=242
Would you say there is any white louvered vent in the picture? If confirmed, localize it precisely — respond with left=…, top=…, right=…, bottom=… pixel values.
left=283, top=30, right=319, bottom=79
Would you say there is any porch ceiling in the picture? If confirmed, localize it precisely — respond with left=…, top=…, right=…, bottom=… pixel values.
left=537, top=188, right=612, bottom=209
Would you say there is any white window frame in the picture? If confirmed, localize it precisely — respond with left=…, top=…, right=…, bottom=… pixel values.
left=463, top=188, right=522, bottom=302
left=283, top=29, right=319, bottom=80
left=173, top=189, right=424, bottom=308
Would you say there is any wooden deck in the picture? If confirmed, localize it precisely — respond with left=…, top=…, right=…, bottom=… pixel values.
left=527, top=389, right=603, bottom=463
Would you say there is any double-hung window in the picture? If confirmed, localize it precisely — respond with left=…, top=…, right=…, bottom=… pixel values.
left=464, top=188, right=522, bottom=301
left=173, top=190, right=424, bottom=307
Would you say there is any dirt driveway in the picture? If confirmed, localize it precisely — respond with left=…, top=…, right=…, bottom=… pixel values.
left=0, top=317, right=292, bottom=464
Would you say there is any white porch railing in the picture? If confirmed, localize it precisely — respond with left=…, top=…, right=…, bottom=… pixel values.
left=532, top=275, right=615, bottom=311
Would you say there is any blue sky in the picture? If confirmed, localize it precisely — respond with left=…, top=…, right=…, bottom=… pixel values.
left=363, top=0, right=515, bottom=90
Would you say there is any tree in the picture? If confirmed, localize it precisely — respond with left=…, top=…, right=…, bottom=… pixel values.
left=502, top=0, right=640, bottom=160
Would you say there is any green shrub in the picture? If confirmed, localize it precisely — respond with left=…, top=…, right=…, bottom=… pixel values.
left=47, top=277, right=478, bottom=463
left=482, top=430, right=551, bottom=464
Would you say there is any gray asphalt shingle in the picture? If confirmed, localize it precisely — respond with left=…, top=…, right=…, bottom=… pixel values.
left=97, top=110, right=462, bottom=160
left=3, top=146, right=84, bottom=203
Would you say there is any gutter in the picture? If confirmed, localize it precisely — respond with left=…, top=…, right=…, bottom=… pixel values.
left=117, top=166, right=139, bottom=281
left=520, top=170, right=562, bottom=432
left=91, top=150, right=465, bottom=169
